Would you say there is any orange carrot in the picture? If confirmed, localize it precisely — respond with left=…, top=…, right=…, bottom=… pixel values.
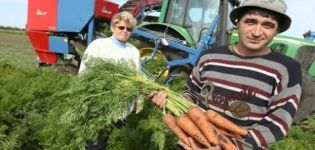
left=206, top=110, right=248, bottom=136
left=217, top=134, right=238, bottom=150
left=162, top=114, right=190, bottom=146
left=176, top=114, right=211, bottom=148
left=218, top=128, right=242, bottom=139
left=187, top=106, right=219, bottom=145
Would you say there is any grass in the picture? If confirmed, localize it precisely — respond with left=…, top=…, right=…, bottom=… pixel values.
left=0, top=29, right=26, bottom=35
left=1, top=29, right=315, bottom=149
left=0, top=30, right=37, bottom=68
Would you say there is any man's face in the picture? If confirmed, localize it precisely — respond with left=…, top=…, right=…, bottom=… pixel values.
left=111, top=21, right=133, bottom=42
left=236, top=12, right=279, bottom=55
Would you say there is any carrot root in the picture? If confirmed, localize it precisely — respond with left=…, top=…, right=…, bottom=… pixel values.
left=218, top=134, right=238, bottom=150
left=219, top=128, right=242, bottom=139
left=176, top=114, right=211, bottom=148
left=206, top=110, right=248, bottom=136
left=187, top=106, right=219, bottom=145
left=162, top=113, right=190, bottom=146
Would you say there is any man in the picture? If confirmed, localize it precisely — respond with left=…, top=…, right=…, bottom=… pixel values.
left=149, top=0, right=302, bottom=149
left=79, top=11, right=140, bottom=73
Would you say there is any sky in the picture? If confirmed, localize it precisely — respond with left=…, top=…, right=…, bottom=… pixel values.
left=0, top=0, right=314, bottom=39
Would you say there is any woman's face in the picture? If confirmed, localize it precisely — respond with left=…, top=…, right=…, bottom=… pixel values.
left=111, top=21, right=133, bottom=42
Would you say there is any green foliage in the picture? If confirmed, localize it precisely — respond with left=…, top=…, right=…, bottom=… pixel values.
left=39, top=59, right=183, bottom=149
left=142, top=56, right=168, bottom=79
left=0, top=59, right=72, bottom=149
left=36, top=59, right=180, bottom=150
left=102, top=23, right=112, bottom=37
left=270, top=115, right=315, bottom=149
left=1, top=58, right=315, bottom=150
left=0, top=58, right=178, bottom=150
left=107, top=102, right=177, bottom=150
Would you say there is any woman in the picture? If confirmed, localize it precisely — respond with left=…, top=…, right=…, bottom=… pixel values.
left=80, top=11, right=140, bottom=150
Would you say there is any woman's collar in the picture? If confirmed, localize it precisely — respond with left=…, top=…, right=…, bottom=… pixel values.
left=110, top=36, right=127, bottom=48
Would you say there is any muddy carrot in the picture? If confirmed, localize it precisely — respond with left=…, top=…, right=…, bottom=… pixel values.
left=176, top=114, right=211, bottom=148
left=187, top=106, right=219, bottom=145
left=206, top=110, right=248, bottom=136
left=217, top=134, right=238, bottom=150
left=162, top=113, right=190, bottom=146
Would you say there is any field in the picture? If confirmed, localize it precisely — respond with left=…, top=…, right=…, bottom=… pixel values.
left=0, top=29, right=37, bottom=68
left=1, top=29, right=315, bottom=149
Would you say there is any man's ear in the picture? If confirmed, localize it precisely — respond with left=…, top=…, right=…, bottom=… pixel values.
left=276, top=28, right=281, bottom=34
left=235, top=22, right=240, bottom=29
left=233, top=24, right=238, bottom=29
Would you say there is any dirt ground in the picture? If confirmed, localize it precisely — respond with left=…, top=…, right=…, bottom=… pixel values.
left=0, top=32, right=37, bottom=68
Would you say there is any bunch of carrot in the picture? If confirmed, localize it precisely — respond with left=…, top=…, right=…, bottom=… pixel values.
left=162, top=106, right=248, bottom=150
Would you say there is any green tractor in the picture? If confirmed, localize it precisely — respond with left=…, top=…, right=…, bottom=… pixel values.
left=131, top=0, right=315, bottom=123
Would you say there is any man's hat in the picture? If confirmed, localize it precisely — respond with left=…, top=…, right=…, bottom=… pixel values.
left=230, top=0, right=291, bottom=33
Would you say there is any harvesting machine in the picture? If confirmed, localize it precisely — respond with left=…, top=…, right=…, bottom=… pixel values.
left=26, top=0, right=162, bottom=69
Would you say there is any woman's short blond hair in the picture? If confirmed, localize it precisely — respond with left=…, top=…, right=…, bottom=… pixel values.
left=111, top=11, right=137, bottom=28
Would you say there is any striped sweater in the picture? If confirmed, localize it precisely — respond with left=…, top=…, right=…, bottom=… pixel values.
left=183, top=46, right=302, bottom=149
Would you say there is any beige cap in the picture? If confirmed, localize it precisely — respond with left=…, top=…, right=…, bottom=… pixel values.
left=230, top=0, right=291, bottom=33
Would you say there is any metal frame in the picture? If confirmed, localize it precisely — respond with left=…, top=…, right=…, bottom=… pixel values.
left=132, top=16, right=220, bottom=83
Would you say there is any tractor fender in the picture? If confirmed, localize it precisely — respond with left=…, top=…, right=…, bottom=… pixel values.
left=138, top=22, right=196, bottom=48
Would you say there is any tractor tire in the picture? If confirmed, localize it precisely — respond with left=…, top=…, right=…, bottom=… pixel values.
left=293, top=45, right=315, bottom=124
left=295, top=46, right=315, bottom=71
left=293, top=69, right=315, bottom=124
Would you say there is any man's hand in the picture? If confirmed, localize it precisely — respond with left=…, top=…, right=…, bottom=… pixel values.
left=147, top=91, right=167, bottom=108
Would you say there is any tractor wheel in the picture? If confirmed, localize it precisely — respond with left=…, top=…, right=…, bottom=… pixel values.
left=132, top=28, right=191, bottom=83
left=136, top=43, right=192, bottom=83
left=293, top=46, right=315, bottom=124
left=139, top=47, right=169, bottom=82
left=293, top=69, right=315, bottom=124
left=295, top=46, right=315, bottom=71
left=165, top=67, right=192, bottom=91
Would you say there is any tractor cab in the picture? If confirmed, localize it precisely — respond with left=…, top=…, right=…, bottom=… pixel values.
left=164, top=0, right=221, bottom=43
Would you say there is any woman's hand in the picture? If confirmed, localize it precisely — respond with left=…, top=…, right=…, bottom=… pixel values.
left=147, top=91, right=167, bottom=108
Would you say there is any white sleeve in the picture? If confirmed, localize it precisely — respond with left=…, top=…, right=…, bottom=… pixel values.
left=78, top=40, right=101, bottom=74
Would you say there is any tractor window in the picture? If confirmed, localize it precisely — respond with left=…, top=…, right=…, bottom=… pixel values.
left=186, top=0, right=220, bottom=43
left=165, top=0, right=187, bottom=25
left=188, top=8, right=202, bottom=22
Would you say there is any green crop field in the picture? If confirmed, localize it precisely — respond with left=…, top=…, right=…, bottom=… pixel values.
left=0, top=29, right=37, bottom=68
left=0, top=29, right=315, bottom=150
